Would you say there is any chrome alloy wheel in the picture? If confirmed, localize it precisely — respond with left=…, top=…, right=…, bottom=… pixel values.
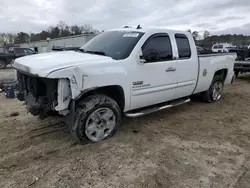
left=212, top=81, right=223, bottom=101
left=85, top=107, right=116, bottom=142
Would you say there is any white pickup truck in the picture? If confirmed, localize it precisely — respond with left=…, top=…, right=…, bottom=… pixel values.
left=12, top=28, right=236, bottom=143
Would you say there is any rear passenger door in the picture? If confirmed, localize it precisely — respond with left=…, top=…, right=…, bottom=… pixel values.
left=174, top=33, right=199, bottom=98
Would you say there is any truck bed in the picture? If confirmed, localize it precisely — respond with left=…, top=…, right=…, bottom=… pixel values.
left=193, top=52, right=236, bottom=94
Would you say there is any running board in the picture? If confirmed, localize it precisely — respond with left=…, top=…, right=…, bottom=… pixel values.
left=125, top=98, right=190, bottom=118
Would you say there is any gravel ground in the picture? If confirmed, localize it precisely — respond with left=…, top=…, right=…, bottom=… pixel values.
left=0, top=68, right=15, bottom=83
left=0, top=70, right=250, bottom=188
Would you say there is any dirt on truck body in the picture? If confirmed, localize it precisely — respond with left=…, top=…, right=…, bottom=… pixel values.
left=0, top=70, right=250, bottom=187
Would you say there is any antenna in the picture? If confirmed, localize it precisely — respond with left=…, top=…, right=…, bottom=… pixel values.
left=136, top=25, right=142, bottom=29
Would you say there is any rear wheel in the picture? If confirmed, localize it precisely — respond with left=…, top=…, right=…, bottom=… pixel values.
left=202, top=75, right=224, bottom=103
left=0, top=59, right=6, bottom=69
left=70, top=94, right=121, bottom=144
left=235, top=71, right=239, bottom=78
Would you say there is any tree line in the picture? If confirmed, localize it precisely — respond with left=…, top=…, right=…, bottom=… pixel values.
left=1, top=24, right=250, bottom=48
left=0, top=21, right=99, bottom=46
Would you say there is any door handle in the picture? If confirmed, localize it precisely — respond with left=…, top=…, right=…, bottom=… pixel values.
left=165, top=67, right=176, bottom=72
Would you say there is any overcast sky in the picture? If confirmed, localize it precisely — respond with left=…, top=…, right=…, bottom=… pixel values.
left=0, top=0, right=250, bottom=35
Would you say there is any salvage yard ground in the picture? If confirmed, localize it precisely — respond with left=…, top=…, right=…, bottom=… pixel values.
left=0, top=68, right=250, bottom=188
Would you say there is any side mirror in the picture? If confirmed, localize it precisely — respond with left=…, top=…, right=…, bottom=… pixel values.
left=140, top=50, right=161, bottom=62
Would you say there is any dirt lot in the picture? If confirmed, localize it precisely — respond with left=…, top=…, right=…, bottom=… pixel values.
left=0, top=70, right=250, bottom=188
left=0, top=68, right=15, bottom=83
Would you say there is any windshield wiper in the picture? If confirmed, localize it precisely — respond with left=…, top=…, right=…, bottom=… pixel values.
left=86, top=50, right=106, bottom=56
left=79, top=49, right=106, bottom=56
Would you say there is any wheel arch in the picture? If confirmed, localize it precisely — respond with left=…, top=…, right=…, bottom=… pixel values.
left=214, top=68, right=228, bottom=82
left=76, top=85, right=126, bottom=112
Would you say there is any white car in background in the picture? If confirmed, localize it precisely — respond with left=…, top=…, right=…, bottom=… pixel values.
left=212, top=43, right=235, bottom=53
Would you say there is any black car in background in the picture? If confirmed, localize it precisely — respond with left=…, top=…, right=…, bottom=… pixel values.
left=0, top=47, right=34, bottom=69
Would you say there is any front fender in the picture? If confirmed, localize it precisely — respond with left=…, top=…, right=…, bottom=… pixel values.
left=46, top=65, right=131, bottom=111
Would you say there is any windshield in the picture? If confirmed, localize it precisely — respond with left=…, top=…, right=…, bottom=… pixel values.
left=80, top=30, right=144, bottom=60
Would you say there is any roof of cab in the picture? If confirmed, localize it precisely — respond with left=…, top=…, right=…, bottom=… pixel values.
left=107, top=27, right=190, bottom=35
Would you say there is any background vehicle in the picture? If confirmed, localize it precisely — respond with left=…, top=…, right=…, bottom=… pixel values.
left=212, top=43, right=235, bottom=53
left=12, top=28, right=236, bottom=143
left=0, top=47, right=34, bottom=69
left=225, top=47, right=250, bottom=77
left=234, top=60, right=250, bottom=77
left=196, top=46, right=213, bottom=54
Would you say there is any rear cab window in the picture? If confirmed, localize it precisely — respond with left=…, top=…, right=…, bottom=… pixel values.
left=175, top=34, right=191, bottom=59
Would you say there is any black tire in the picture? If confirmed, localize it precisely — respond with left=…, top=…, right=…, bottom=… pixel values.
left=70, top=94, right=122, bottom=144
left=202, top=75, right=224, bottom=103
left=235, top=71, right=239, bottom=78
left=0, top=59, right=7, bottom=69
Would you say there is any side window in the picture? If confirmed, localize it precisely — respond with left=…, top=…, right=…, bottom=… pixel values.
left=175, top=34, right=191, bottom=59
left=24, top=49, right=34, bottom=55
left=213, top=45, right=218, bottom=49
left=142, top=35, right=172, bottom=62
left=15, top=48, right=26, bottom=56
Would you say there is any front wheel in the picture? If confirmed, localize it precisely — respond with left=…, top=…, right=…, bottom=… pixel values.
left=202, top=75, right=224, bottom=103
left=70, top=94, right=122, bottom=144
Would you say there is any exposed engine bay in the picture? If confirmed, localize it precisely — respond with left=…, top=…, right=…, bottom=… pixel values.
left=17, top=72, right=59, bottom=116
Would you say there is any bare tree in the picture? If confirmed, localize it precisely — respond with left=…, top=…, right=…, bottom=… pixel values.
left=203, top=30, right=210, bottom=39
left=192, top=31, right=199, bottom=40
left=71, top=25, right=82, bottom=35
left=0, top=21, right=100, bottom=45
left=81, top=24, right=95, bottom=34
left=0, top=33, right=16, bottom=46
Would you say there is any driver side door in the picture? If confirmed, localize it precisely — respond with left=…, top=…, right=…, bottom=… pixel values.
left=130, top=33, right=178, bottom=110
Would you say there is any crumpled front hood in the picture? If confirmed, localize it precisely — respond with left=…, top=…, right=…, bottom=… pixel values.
left=13, top=51, right=113, bottom=77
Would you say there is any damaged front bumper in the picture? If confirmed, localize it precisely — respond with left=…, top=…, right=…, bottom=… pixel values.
left=17, top=72, right=59, bottom=116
